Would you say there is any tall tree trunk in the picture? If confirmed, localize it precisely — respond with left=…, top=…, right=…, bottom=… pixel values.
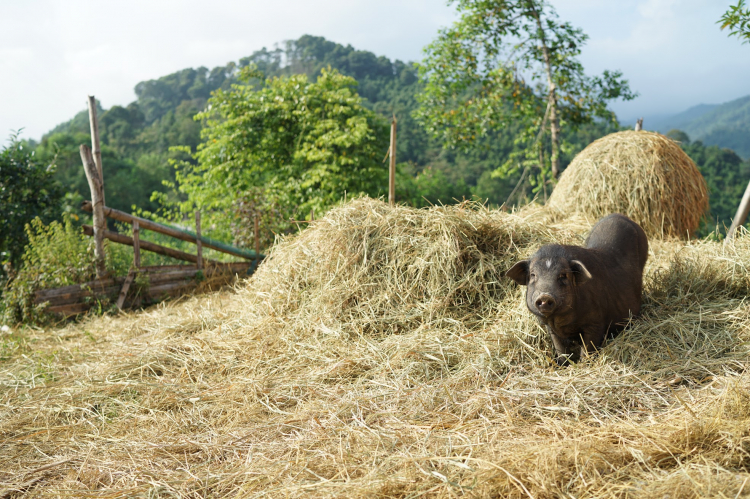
left=530, top=4, right=560, bottom=178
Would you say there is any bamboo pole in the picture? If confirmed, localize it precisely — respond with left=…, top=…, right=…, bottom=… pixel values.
left=81, top=201, right=262, bottom=260
left=132, top=220, right=141, bottom=269
left=195, top=211, right=203, bottom=270
left=87, top=96, right=105, bottom=206
left=726, top=179, right=750, bottom=242
left=80, top=145, right=106, bottom=277
left=389, top=115, right=397, bottom=206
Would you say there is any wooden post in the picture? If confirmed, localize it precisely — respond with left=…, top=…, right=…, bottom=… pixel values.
left=132, top=220, right=141, bottom=269
left=389, top=115, right=397, bottom=206
left=254, top=214, right=260, bottom=258
left=726, top=179, right=750, bottom=242
left=310, top=208, right=315, bottom=222
left=116, top=269, right=135, bottom=311
left=195, top=211, right=203, bottom=270
left=87, top=96, right=105, bottom=206
left=80, top=145, right=106, bottom=278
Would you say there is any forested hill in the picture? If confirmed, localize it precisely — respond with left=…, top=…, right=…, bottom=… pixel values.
left=37, top=35, right=748, bottom=234
left=653, top=95, right=750, bottom=159
left=39, top=35, right=458, bottom=216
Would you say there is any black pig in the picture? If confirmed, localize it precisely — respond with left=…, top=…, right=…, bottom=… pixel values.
left=505, top=214, right=648, bottom=365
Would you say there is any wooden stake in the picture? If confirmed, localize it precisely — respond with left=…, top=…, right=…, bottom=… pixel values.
left=116, top=269, right=135, bottom=310
left=389, top=115, right=397, bottom=206
left=132, top=220, right=141, bottom=269
left=87, top=96, right=105, bottom=206
left=726, top=179, right=750, bottom=242
left=80, top=145, right=106, bottom=278
left=254, top=214, right=260, bottom=258
left=195, top=211, right=203, bottom=270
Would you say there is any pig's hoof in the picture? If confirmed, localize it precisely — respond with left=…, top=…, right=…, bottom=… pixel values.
left=555, top=354, right=574, bottom=367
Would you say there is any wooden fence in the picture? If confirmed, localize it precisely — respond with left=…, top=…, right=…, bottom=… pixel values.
left=33, top=94, right=265, bottom=318
left=35, top=263, right=253, bottom=317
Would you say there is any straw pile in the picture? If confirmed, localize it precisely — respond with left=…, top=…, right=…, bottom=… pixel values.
left=2, top=198, right=750, bottom=498
left=548, top=131, right=709, bottom=238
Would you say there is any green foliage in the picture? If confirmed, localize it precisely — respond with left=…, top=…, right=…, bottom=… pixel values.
left=398, top=165, right=472, bottom=208
left=1, top=215, right=95, bottom=324
left=231, top=188, right=292, bottom=251
left=719, top=0, right=750, bottom=43
left=168, top=67, right=388, bottom=240
left=0, top=215, right=184, bottom=324
left=0, top=133, right=63, bottom=278
left=666, top=129, right=750, bottom=235
left=415, top=0, right=635, bottom=191
left=30, top=36, right=544, bottom=222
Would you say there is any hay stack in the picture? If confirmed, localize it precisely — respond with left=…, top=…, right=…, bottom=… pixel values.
left=548, top=130, right=708, bottom=238
left=4, top=200, right=750, bottom=497
left=249, top=197, right=581, bottom=338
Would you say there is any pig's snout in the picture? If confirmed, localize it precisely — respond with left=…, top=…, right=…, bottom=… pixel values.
left=535, top=294, right=556, bottom=315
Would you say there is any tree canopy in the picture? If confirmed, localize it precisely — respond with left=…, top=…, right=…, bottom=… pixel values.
left=415, top=0, right=636, bottom=191
left=0, top=134, right=62, bottom=275
left=719, top=0, right=750, bottom=43
left=166, top=67, right=388, bottom=241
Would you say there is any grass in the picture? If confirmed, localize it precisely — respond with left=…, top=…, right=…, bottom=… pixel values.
left=1, top=198, right=749, bottom=498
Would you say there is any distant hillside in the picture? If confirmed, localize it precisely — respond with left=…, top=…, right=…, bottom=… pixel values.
left=37, top=35, right=748, bottom=236
left=36, top=35, right=622, bottom=218
left=654, top=96, right=750, bottom=158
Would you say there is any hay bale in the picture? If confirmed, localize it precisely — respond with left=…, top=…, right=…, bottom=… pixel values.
left=548, top=130, right=709, bottom=238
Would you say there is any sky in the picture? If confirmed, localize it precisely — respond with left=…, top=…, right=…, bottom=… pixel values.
left=1, top=0, right=748, bottom=141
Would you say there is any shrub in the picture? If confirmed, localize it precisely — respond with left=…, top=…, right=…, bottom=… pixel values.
left=1, top=215, right=96, bottom=324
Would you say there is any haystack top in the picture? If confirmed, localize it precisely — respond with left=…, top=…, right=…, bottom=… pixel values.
left=548, top=130, right=709, bottom=238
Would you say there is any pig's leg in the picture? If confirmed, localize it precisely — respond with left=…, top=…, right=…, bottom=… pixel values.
left=548, top=328, right=580, bottom=365
left=581, top=326, right=607, bottom=356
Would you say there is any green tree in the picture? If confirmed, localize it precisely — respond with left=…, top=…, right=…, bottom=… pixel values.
left=415, top=0, right=636, bottom=190
left=0, top=133, right=62, bottom=275
left=719, top=0, right=750, bottom=43
left=167, top=67, right=388, bottom=242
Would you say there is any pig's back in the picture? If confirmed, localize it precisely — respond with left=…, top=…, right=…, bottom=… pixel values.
left=584, top=214, right=648, bottom=272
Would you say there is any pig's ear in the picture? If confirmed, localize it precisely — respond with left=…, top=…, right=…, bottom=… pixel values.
left=570, top=260, right=592, bottom=285
left=505, top=260, right=530, bottom=285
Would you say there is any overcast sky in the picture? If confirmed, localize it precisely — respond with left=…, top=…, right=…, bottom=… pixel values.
left=2, top=0, right=748, bottom=141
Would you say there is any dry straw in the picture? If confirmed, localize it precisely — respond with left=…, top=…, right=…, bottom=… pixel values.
left=2, top=198, right=750, bottom=498
left=548, top=130, right=709, bottom=238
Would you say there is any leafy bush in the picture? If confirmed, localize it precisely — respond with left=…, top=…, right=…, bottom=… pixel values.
left=231, top=187, right=293, bottom=252
left=1, top=215, right=95, bottom=324
left=166, top=66, right=389, bottom=241
left=0, top=134, right=63, bottom=280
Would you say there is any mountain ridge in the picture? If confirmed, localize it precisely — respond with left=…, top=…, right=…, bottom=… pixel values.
left=647, top=95, right=750, bottom=158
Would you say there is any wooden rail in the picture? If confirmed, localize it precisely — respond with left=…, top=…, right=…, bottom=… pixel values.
left=35, top=263, right=252, bottom=317
left=81, top=201, right=262, bottom=260
left=81, top=225, right=218, bottom=265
